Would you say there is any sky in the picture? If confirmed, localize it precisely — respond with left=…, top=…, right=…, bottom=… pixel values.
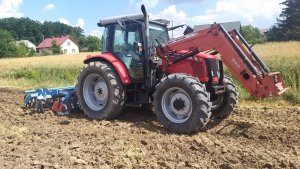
left=0, top=0, right=285, bottom=38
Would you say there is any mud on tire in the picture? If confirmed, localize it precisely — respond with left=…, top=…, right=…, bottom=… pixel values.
left=76, top=61, right=125, bottom=119
left=211, top=76, right=238, bottom=119
left=154, top=74, right=211, bottom=134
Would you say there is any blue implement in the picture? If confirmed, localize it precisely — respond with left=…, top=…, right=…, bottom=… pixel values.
left=23, top=86, right=79, bottom=114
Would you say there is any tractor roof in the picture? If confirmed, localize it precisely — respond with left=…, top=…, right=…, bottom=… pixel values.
left=97, top=14, right=169, bottom=27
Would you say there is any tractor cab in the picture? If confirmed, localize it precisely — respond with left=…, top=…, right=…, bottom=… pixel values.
left=98, top=14, right=169, bottom=81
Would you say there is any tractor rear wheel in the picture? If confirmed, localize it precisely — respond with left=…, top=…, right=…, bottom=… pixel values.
left=211, top=77, right=238, bottom=119
left=154, top=74, right=211, bottom=134
left=76, top=61, right=125, bottom=119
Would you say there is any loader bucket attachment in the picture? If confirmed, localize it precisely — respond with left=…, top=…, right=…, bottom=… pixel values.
left=226, top=28, right=288, bottom=98
left=163, top=23, right=288, bottom=98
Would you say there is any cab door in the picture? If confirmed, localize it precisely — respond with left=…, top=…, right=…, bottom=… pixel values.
left=112, top=22, right=144, bottom=80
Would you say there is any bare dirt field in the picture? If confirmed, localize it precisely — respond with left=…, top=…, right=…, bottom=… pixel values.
left=0, top=88, right=299, bottom=169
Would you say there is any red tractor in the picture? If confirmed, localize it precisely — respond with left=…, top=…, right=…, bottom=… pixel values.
left=76, top=5, right=288, bottom=134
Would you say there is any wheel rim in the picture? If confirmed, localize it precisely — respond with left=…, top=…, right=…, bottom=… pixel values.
left=161, top=87, right=193, bottom=123
left=83, top=74, right=108, bottom=111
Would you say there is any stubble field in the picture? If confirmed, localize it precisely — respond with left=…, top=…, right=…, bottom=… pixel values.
left=0, top=88, right=299, bottom=168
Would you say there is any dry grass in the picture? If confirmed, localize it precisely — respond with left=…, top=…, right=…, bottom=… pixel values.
left=0, top=52, right=98, bottom=89
left=256, top=41, right=300, bottom=103
left=0, top=52, right=96, bottom=70
left=254, top=41, right=300, bottom=68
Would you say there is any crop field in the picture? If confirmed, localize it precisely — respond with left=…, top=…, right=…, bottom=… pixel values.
left=0, top=42, right=299, bottom=168
left=0, top=41, right=299, bottom=104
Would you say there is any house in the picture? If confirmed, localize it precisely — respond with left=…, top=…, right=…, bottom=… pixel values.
left=16, top=40, right=36, bottom=51
left=194, top=21, right=241, bottom=32
left=260, top=29, right=269, bottom=39
left=36, top=35, right=79, bottom=54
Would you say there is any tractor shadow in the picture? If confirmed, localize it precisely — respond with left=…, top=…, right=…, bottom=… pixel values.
left=204, top=118, right=254, bottom=138
left=62, top=108, right=251, bottom=136
left=116, top=107, right=168, bottom=133
left=64, top=107, right=169, bottom=134
left=216, top=120, right=254, bottom=138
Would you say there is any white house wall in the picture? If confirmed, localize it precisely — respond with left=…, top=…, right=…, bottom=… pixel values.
left=61, top=39, right=79, bottom=54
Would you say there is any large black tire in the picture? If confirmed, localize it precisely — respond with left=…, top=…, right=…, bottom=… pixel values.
left=76, top=61, right=125, bottom=119
left=211, top=77, right=238, bottom=119
left=154, top=74, right=211, bottom=134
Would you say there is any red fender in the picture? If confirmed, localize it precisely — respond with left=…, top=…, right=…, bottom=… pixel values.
left=84, top=53, right=131, bottom=84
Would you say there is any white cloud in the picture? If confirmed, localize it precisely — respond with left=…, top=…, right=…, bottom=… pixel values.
left=89, top=29, right=103, bottom=37
left=134, top=0, right=203, bottom=8
left=43, top=3, right=55, bottom=11
left=136, top=0, right=159, bottom=8
left=213, top=0, right=284, bottom=23
left=150, top=5, right=188, bottom=37
left=189, top=0, right=284, bottom=25
left=150, top=0, right=284, bottom=37
left=58, top=18, right=85, bottom=28
left=59, top=18, right=70, bottom=25
left=154, top=5, right=187, bottom=24
left=0, top=0, right=23, bottom=18
left=75, top=18, right=85, bottom=28
left=162, top=0, right=203, bottom=3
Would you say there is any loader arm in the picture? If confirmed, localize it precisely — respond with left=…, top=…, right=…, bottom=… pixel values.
left=161, top=24, right=288, bottom=98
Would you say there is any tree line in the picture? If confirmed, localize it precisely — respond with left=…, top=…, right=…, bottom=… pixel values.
left=268, top=0, right=300, bottom=41
left=241, top=0, right=299, bottom=44
left=0, top=17, right=101, bottom=58
left=0, top=0, right=298, bottom=58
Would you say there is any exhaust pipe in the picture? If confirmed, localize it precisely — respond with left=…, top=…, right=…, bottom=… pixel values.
left=141, top=5, right=149, bottom=48
left=141, top=5, right=151, bottom=86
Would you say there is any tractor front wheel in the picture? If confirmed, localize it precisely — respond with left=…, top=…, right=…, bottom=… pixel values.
left=76, top=61, right=125, bottom=119
left=154, top=74, right=211, bottom=134
left=211, top=77, right=238, bottom=119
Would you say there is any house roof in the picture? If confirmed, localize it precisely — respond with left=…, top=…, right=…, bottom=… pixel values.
left=36, top=35, right=77, bottom=49
left=194, top=21, right=241, bottom=32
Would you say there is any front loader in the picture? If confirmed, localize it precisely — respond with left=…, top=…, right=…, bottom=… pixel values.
left=32, top=5, right=285, bottom=134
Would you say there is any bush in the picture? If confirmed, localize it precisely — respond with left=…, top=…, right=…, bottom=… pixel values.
left=28, top=49, right=36, bottom=57
left=241, top=25, right=265, bottom=44
left=41, top=49, right=52, bottom=56
left=0, top=29, right=17, bottom=58
left=51, top=41, right=62, bottom=55
left=16, top=43, right=29, bottom=57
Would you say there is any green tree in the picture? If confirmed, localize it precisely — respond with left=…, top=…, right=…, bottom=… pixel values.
left=241, top=25, right=265, bottom=44
left=268, top=0, right=300, bottom=41
left=78, top=36, right=87, bottom=50
left=85, top=36, right=101, bottom=52
left=0, top=17, right=84, bottom=45
left=0, top=29, right=17, bottom=58
left=51, top=41, right=62, bottom=55
left=28, top=48, right=36, bottom=57
left=267, top=26, right=285, bottom=41
left=16, top=43, right=29, bottom=57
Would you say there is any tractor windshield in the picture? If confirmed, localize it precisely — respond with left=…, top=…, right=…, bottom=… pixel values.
left=149, top=23, right=169, bottom=44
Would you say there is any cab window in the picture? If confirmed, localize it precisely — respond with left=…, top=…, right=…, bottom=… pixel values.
left=149, top=23, right=169, bottom=44
left=113, top=23, right=144, bottom=79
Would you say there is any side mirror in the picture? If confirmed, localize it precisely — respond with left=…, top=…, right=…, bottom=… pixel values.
left=117, top=19, right=127, bottom=30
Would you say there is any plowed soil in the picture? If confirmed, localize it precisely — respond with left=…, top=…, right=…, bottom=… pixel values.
left=0, top=88, right=299, bottom=169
